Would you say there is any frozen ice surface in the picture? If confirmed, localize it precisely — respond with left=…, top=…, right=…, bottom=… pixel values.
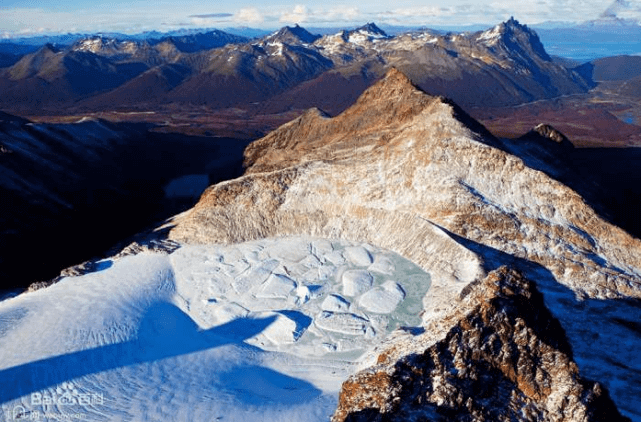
left=322, top=294, right=351, bottom=312
left=342, top=270, right=374, bottom=296
left=261, top=312, right=300, bottom=344
left=368, top=255, right=396, bottom=275
left=311, top=239, right=334, bottom=256
left=344, top=246, right=373, bottom=266
left=257, top=274, right=297, bottom=299
left=0, top=236, right=431, bottom=422
left=214, top=302, right=250, bottom=324
left=315, top=311, right=369, bottom=335
left=324, top=250, right=346, bottom=266
left=359, top=281, right=406, bottom=314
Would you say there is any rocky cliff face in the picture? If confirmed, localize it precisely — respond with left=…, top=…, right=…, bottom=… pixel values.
left=169, top=68, right=641, bottom=419
left=332, top=267, right=628, bottom=422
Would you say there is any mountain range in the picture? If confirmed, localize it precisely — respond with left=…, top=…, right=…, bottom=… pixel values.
left=1, top=67, right=636, bottom=421
left=0, top=20, right=593, bottom=114
left=1, top=18, right=641, bottom=422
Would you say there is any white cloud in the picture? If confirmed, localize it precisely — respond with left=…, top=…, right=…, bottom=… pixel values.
left=234, top=7, right=264, bottom=24
left=379, top=1, right=616, bottom=25
left=190, top=16, right=226, bottom=27
left=0, top=1, right=629, bottom=35
left=279, top=5, right=309, bottom=23
left=326, top=6, right=361, bottom=21
left=0, top=6, right=187, bottom=35
left=278, top=5, right=362, bottom=24
left=0, top=8, right=79, bottom=34
left=391, top=6, right=453, bottom=17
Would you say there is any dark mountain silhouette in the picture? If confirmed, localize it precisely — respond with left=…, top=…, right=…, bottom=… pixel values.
left=164, top=42, right=333, bottom=107
left=576, top=55, right=641, bottom=81
left=151, top=30, right=248, bottom=53
left=0, top=44, right=148, bottom=108
left=0, top=112, right=250, bottom=290
left=265, top=24, right=321, bottom=45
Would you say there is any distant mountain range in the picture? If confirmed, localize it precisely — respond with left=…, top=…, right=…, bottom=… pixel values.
left=0, top=20, right=594, bottom=115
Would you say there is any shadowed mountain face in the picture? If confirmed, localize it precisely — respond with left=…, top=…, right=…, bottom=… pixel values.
left=0, top=113, right=250, bottom=290
left=168, top=69, right=641, bottom=419
left=0, top=45, right=148, bottom=106
left=0, top=19, right=592, bottom=114
left=577, top=55, right=641, bottom=81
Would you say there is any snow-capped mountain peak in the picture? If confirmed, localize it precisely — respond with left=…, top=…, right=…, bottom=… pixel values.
left=71, top=36, right=141, bottom=56
left=264, top=24, right=321, bottom=45
left=477, top=23, right=504, bottom=45
left=601, top=0, right=641, bottom=21
left=475, top=18, right=550, bottom=61
left=346, top=22, right=389, bottom=44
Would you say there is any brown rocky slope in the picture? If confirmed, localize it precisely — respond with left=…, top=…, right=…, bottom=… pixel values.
left=169, top=68, right=641, bottom=419
left=332, top=267, right=628, bottom=422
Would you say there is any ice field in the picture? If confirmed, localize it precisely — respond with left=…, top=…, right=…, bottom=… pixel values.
left=0, top=237, right=431, bottom=421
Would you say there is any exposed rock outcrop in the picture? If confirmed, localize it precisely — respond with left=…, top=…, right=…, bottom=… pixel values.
left=332, top=267, right=629, bottom=422
left=519, top=123, right=574, bottom=150
left=169, top=68, right=641, bottom=418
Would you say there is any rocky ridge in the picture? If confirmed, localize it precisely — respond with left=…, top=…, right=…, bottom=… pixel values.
left=169, top=68, right=641, bottom=418
left=332, top=267, right=628, bottom=422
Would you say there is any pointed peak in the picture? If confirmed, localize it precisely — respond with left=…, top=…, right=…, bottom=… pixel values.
left=480, top=18, right=527, bottom=39
left=520, top=123, right=573, bottom=149
left=353, top=22, right=388, bottom=37
left=268, top=25, right=320, bottom=44
left=351, top=67, right=432, bottom=110
left=476, top=18, right=550, bottom=60
left=505, top=16, right=522, bottom=27
left=376, top=67, right=421, bottom=91
left=383, top=67, right=414, bottom=83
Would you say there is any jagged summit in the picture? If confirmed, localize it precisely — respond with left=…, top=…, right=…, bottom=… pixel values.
left=333, top=267, right=629, bottom=422
left=265, top=24, right=321, bottom=45
left=350, top=22, right=388, bottom=38
left=477, top=17, right=551, bottom=61
left=71, top=36, right=142, bottom=57
left=241, top=68, right=487, bottom=174
left=350, top=67, right=425, bottom=105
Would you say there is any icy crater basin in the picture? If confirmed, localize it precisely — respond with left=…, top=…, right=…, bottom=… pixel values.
left=172, top=236, right=432, bottom=359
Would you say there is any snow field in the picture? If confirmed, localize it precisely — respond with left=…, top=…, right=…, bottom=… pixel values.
left=0, top=236, right=431, bottom=421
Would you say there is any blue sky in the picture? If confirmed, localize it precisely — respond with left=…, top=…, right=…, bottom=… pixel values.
left=0, top=0, right=635, bottom=37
